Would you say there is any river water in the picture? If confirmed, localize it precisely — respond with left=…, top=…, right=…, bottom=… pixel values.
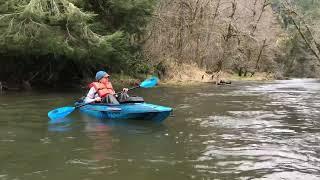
left=0, top=79, right=320, bottom=180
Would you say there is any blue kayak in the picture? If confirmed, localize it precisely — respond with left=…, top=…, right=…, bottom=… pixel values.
left=77, top=102, right=173, bottom=122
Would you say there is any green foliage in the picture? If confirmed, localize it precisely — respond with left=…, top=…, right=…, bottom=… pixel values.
left=273, top=0, right=320, bottom=77
left=82, top=0, right=155, bottom=35
left=0, top=0, right=156, bottom=86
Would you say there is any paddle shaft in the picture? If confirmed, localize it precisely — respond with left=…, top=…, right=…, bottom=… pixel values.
left=115, top=76, right=158, bottom=95
left=75, top=102, right=92, bottom=109
left=116, top=85, right=140, bottom=95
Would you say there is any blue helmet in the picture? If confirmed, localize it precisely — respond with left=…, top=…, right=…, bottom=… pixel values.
left=95, top=71, right=109, bottom=81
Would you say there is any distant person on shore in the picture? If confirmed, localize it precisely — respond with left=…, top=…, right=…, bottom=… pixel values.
left=84, top=71, right=128, bottom=104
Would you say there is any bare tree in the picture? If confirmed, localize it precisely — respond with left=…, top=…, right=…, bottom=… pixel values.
left=143, top=0, right=282, bottom=78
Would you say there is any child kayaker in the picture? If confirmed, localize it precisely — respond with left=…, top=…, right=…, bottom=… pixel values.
left=84, top=71, right=128, bottom=104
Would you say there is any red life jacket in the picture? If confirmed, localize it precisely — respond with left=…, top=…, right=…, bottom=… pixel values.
left=89, top=82, right=115, bottom=98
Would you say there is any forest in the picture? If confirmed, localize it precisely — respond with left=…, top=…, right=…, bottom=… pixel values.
left=0, top=0, right=319, bottom=88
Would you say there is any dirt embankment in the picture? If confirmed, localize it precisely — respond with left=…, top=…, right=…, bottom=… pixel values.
left=157, top=62, right=274, bottom=86
left=0, top=63, right=274, bottom=92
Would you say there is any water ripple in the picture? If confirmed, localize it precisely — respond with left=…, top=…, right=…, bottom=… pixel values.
left=193, top=79, right=320, bottom=179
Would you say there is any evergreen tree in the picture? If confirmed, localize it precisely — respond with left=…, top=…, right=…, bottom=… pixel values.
left=273, top=0, right=320, bottom=77
left=0, top=0, right=155, bottom=86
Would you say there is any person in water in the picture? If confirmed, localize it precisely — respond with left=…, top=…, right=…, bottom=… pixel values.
left=84, top=71, right=128, bottom=104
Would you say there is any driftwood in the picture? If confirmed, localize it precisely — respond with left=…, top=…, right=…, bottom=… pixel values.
left=217, top=80, right=232, bottom=85
left=205, top=80, right=232, bottom=85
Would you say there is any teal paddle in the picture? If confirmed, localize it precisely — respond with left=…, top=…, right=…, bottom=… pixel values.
left=48, top=76, right=159, bottom=121
left=116, top=76, right=159, bottom=95
left=139, top=76, right=159, bottom=88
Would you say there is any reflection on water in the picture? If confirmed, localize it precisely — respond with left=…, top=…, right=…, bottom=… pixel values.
left=1, top=79, right=320, bottom=179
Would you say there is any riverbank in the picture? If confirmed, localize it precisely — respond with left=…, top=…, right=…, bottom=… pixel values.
left=0, top=70, right=274, bottom=92
left=157, top=63, right=274, bottom=86
left=109, top=68, right=274, bottom=88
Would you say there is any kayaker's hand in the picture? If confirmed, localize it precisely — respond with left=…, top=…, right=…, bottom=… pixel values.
left=95, top=97, right=102, bottom=102
left=122, top=88, right=129, bottom=93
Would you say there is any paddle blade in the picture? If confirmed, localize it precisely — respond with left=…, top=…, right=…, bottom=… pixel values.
left=140, top=77, right=159, bottom=88
left=48, top=106, right=75, bottom=121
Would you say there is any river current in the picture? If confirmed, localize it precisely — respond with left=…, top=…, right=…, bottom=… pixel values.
left=0, top=79, right=320, bottom=179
